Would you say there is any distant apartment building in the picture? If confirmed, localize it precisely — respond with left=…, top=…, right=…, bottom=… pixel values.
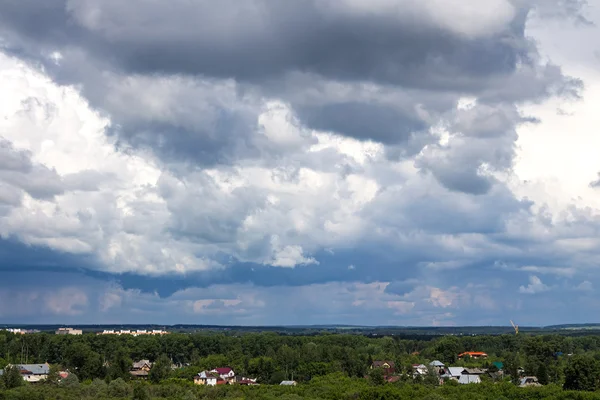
left=56, top=327, right=83, bottom=335
left=2, top=328, right=40, bottom=334
left=97, top=329, right=169, bottom=336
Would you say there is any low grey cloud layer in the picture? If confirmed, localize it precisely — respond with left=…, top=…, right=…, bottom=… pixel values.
left=0, top=0, right=598, bottom=325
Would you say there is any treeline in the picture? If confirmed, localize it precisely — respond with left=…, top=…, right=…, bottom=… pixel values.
left=3, top=331, right=600, bottom=390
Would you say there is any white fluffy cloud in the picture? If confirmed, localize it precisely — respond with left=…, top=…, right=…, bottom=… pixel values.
left=0, top=52, right=391, bottom=273
left=519, top=275, right=550, bottom=294
left=0, top=45, right=597, bottom=280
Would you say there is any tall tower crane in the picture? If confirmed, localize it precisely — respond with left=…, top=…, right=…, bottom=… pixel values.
left=510, top=320, right=519, bottom=335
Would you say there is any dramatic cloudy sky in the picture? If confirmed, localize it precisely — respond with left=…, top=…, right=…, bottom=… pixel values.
left=0, top=0, right=599, bottom=326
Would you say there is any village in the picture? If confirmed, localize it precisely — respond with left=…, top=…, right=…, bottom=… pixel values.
left=370, top=353, right=541, bottom=388
left=0, top=350, right=542, bottom=388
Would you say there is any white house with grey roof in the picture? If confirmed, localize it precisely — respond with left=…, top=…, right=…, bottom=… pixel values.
left=441, top=367, right=466, bottom=381
left=0, top=363, right=50, bottom=383
left=458, top=374, right=481, bottom=384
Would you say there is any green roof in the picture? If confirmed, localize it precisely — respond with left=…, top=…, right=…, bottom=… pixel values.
left=493, top=361, right=504, bottom=370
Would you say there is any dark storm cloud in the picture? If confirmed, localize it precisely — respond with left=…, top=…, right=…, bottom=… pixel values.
left=296, top=102, right=427, bottom=144
left=107, top=117, right=258, bottom=167
left=0, top=238, right=100, bottom=271
left=0, top=0, right=523, bottom=86
left=384, top=280, right=418, bottom=296
left=0, top=0, right=582, bottom=185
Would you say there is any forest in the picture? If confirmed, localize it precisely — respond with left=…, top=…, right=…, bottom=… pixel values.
left=3, top=330, right=600, bottom=399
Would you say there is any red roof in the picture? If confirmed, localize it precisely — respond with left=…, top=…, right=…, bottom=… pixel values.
left=458, top=352, right=488, bottom=357
left=214, top=367, right=232, bottom=374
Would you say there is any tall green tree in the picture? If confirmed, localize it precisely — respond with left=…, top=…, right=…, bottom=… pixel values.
left=277, top=345, right=299, bottom=379
left=424, top=366, right=440, bottom=387
left=503, top=353, right=520, bottom=385
left=433, top=336, right=460, bottom=365
left=368, top=367, right=385, bottom=386
left=44, top=364, right=61, bottom=385
left=81, top=351, right=105, bottom=380
left=149, top=354, right=172, bottom=383
left=1, top=365, right=24, bottom=389
left=537, top=363, right=549, bottom=385
left=108, top=348, right=132, bottom=381
left=248, top=357, right=276, bottom=383
left=564, top=355, right=599, bottom=391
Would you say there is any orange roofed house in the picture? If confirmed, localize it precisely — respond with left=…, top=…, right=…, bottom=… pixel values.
left=458, top=352, right=488, bottom=359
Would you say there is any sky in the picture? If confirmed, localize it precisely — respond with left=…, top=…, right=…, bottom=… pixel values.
left=0, top=0, right=600, bottom=327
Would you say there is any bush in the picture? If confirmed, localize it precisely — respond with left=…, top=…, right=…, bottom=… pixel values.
left=181, top=390, right=198, bottom=400
left=133, top=383, right=150, bottom=400
left=1, top=366, right=24, bottom=390
left=83, top=378, right=108, bottom=397
left=108, top=378, right=132, bottom=398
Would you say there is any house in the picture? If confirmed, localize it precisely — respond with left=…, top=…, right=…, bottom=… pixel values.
left=55, top=327, right=83, bottom=335
left=487, top=370, right=504, bottom=381
left=463, top=368, right=486, bottom=375
left=210, top=367, right=235, bottom=383
left=442, top=367, right=466, bottom=381
left=458, top=374, right=481, bottom=384
left=130, top=370, right=150, bottom=379
left=519, top=376, right=541, bottom=387
left=130, top=360, right=153, bottom=379
left=237, top=377, right=258, bottom=385
left=194, top=371, right=227, bottom=386
left=429, top=360, right=445, bottom=374
left=235, top=376, right=257, bottom=385
left=0, top=363, right=50, bottom=383
left=412, top=364, right=428, bottom=376
left=280, top=380, right=297, bottom=386
left=194, top=371, right=211, bottom=385
left=492, top=361, right=504, bottom=370
left=132, top=360, right=153, bottom=371
left=371, top=360, right=395, bottom=376
left=458, top=351, right=488, bottom=359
